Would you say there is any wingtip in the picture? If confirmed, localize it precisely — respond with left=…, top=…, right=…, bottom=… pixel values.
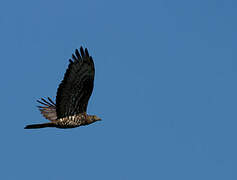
left=80, top=46, right=85, bottom=57
left=74, top=46, right=89, bottom=58
left=85, top=48, right=89, bottom=57
left=75, top=49, right=81, bottom=59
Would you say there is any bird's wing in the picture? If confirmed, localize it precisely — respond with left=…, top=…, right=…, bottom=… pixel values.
left=37, top=97, right=57, bottom=121
left=56, top=47, right=95, bottom=118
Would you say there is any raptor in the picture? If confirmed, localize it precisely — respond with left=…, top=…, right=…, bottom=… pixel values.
left=25, top=47, right=101, bottom=129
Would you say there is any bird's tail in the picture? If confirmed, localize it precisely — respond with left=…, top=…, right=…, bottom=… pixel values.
left=24, top=122, right=56, bottom=129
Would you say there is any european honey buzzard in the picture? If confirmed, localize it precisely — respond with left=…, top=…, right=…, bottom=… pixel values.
left=24, top=47, right=101, bottom=129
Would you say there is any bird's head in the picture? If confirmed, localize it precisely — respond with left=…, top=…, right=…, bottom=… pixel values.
left=86, top=115, right=101, bottom=125
left=91, top=115, right=101, bottom=121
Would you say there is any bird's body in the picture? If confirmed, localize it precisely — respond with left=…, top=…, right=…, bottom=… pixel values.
left=26, top=113, right=100, bottom=129
left=25, top=47, right=101, bottom=129
left=55, top=114, right=92, bottom=128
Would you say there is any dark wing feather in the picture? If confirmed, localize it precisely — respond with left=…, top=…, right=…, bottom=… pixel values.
left=56, top=46, right=95, bottom=118
left=37, top=97, right=57, bottom=121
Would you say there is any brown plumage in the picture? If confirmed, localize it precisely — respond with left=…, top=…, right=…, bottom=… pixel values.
left=25, top=47, right=101, bottom=129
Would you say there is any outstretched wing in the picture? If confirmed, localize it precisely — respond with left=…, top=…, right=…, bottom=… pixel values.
left=37, top=97, right=57, bottom=121
left=56, top=47, right=95, bottom=119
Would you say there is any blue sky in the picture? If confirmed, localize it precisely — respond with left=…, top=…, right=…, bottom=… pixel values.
left=0, top=0, right=237, bottom=179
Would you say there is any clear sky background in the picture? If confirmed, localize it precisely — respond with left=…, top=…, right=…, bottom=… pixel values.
left=0, top=0, right=236, bottom=179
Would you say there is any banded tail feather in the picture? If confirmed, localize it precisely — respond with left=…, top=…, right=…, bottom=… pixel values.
left=24, top=123, right=56, bottom=129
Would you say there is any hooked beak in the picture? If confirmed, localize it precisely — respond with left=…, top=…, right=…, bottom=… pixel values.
left=95, top=117, right=102, bottom=121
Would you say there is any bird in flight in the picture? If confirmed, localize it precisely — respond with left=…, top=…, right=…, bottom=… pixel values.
left=25, top=46, right=101, bottom=129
